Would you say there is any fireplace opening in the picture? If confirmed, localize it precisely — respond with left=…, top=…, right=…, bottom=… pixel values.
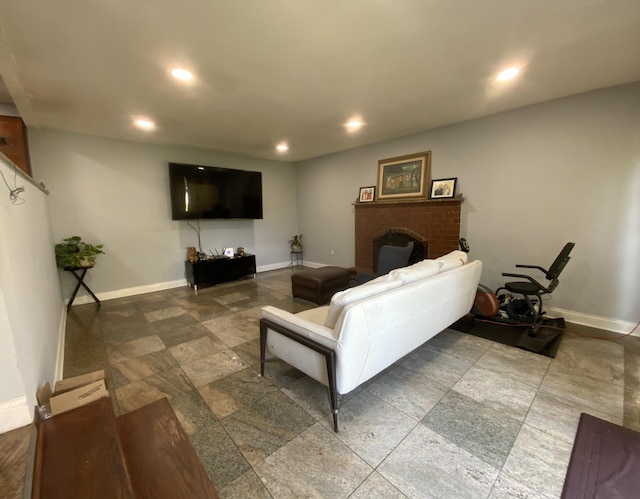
left=372, top=229, right=426, bottom=272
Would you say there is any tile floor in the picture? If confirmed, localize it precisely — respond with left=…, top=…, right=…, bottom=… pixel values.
left=2, top=268, right=639, bottom=498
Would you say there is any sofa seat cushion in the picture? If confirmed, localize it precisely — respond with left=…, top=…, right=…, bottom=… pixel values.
left=291, top=266, right=355, bottom=305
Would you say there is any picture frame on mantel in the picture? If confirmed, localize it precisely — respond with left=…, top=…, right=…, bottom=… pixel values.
left=358, top=186, right=376, bottom=203
left=429, top=177, right=457, bottom=199
left=377, top=151, right=431, bottom=201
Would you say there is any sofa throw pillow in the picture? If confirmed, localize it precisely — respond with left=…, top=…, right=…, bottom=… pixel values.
left=324, top=274, right=403, bottom=329
left=392, top=259, right=442, bottom=284
left=437, top=250, right=468, bottom=272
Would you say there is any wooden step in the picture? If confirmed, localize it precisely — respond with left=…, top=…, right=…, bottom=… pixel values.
left=116, top=397, right=219, bottom=498
left=31, top=397, right=135, bottom=499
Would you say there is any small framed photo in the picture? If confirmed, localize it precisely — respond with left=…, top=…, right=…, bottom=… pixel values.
left=377, top=151, right=431, bottom=201
left=358, top=186, right=376, bottom=203
left=429, top=178, right=457, bottom=199
left=223, top=247, right=234, bottom=257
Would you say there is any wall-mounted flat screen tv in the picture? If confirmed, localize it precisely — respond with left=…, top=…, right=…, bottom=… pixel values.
left=168, top=162, right=263, bottom=220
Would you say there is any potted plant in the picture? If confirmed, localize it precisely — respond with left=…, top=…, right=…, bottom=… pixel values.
left=55, top=236, right=105, bottom=269
left=289, top=234, right=303, bottom=253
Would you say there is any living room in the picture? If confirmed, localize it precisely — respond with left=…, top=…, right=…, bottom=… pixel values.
left=1, top=2, right=640, bottom=496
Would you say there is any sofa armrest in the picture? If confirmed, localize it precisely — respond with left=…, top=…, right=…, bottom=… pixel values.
left=261, top=305, right=338, bottom=349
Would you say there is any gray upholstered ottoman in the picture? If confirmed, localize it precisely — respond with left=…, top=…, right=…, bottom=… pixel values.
left=291, top=266, right=355, bottom=305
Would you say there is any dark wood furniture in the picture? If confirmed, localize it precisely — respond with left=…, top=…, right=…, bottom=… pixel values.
left=0, top=115, right=31, bottom=176
left=64, top=266, right=100, bottom=310
left=291, top=266, right=355, bottom=305
left=185, top=254, right=256, bottom=290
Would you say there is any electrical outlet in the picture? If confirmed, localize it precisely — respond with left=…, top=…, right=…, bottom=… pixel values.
left=330, top=249, right=335, bottom=255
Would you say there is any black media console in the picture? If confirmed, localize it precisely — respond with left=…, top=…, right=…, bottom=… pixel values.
left=185, top=254, right=256, bottom=290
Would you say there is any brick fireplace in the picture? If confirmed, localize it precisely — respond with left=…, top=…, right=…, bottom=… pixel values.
left=354, top=199, right=463, bottom=272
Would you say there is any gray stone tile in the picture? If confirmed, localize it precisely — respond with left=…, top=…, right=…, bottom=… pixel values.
left=181, top=349, right=249, bottom=387
left=525, top=390, right=623, bottom=444
left=218, top=469, right=272, bottom=499
left=254, top=423, right=372, bottom=498
left=168, top=390, right=218, bottom=436
left=107, top=334, right=166, bottom=363
left=318, top=390, right=418, bottom=467
left=168, top=335, right=227, bottom=365
left=453, top=366, right=537, bottom=421
left=422, top=390, right=522, bottom=468
left=281, top=375, right=334, bottom=420
left=197, top=367, right=279, bottom=419
left=489, top=472, right=555, bottom=499
left=144, top=306, right=186, bottom=322
left=378, top=424, right=499, bottom=499
left=366, top=364, right=447, bottom=421
left=110, top=349, right=178, bottom=383
left=425, top=328, right=494, bottom=362
left=189, top=422, right=251, bottom=490
left=401, top=345, right=474, bottom=388
left=213, top=292, right=251, bottom=305
left=115, top=367, right=194, bottom=413
left=549, top=335, right=624, bottom=385
left=350, top=471, right=407, bottom=498
left=475, top=342, right=551, bottom=388
left=207, top=321, right=259, bottom=348
left=502, top=424, right=573, bottom=498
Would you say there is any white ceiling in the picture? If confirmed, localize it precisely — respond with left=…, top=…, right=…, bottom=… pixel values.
left=0, top=1, right=639, bottom=162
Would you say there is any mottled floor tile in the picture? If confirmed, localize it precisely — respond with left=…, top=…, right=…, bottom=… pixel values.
left=0, top=424, right=31, bottom=499
left=232, top=337, right=261, bottom=366
left=453, top=366, right=537, bottom=421
left=474, top=342, right=551, bottom=388
left=208, top=322, right=259, bottom=348
left=144, top=305, right=186, bottom=322
left=549, top=335, right=624, bottom=385
left=198, top=367, right=279, bottom=419
left=254, top=423, right=372, bottom=498
left=319, top=390, right=418, bottom=467
left=218, top=469, right=272, bottom=499
left=107, top=334, right=166, bottom=363
left=525, top=390, right=623, bottom=444
left=378, top=424, right=499, bottom=499
left=181, top=349, right=249, bottom=387
left=401, top=345, right=474, bottom=388
left=425, top=328, right=494, bottom=362
left=350, top=471, right=407, bottom=498
left=111, top=349, right=178, bottom=383
left=281, top=375, right=334, bottom=420
left=115, top=367, right=194, bottom=413
left=366, top=364, right=447, bottom=421
left=168, top=390, right=218, bottom=436
left=422, top=390, right=522, bottom=468
left=489, top=472, right=555, bottom=499
left=502, top=424, right=573, bottom=498
left=213, top=292, right=251, bottom=306
left=168, top=335, right=227, bottom=365
left=189, top=422, right=251, bottom=490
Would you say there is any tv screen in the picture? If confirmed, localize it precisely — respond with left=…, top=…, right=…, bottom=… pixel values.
left=168, top=162, right=263, bottom=220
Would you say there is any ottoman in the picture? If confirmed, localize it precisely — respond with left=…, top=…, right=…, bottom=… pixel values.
left=291, top=266, right=355, bottom=305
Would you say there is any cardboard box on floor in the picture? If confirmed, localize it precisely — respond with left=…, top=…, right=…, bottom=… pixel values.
left=37, top=370, right=109, bottom=416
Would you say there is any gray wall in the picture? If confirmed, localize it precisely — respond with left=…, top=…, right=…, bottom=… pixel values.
left=0, top=157, right=63, bottom=430
left=296, top=82, right=640, bottom=326
left=28, top=131, right=299, bottom=300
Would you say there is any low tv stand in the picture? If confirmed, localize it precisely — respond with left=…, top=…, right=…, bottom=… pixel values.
left=185, top=254, right=256, bottom=290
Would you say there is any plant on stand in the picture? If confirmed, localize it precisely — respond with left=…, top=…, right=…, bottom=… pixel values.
left=55, top=236, right=105, bottom=269
left=289, top=234, right=303, bottom=253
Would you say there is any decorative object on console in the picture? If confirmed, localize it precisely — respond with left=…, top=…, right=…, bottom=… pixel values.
left=429, top=177, right=457, bottom=199
left=377, top=151, right=431, bottom=201
left=358, top=186, right=375, bottom=203
left=237, top=247, right=246, bottom=257
left=289, top=234, right=303, bottom=253
left=187, top=247, right=198, bottom=263
left=223, top=247, right=234, bottom=257
left=55, top=236, right=105, bottom=269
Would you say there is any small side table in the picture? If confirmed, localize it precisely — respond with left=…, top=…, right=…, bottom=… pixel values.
left=290, top=250, right=303, bottom=269
left=64, top=266, right=101, bottom=310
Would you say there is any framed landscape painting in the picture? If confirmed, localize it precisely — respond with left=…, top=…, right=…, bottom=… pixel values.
left=377, top=151, right=431, bottom=201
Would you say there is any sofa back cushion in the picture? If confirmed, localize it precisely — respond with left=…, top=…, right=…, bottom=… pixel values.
left=436, top=250, right=468, bottom=271
left=390, top=259, right=442, bottom=284
left=324, top=274, right=402, bottom=329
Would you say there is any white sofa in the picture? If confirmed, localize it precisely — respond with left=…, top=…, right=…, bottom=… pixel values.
left=260, top=250, right=483, bottom=431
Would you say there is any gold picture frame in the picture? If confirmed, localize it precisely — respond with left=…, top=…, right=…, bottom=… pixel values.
left=377, top=151, right=431, bottom=201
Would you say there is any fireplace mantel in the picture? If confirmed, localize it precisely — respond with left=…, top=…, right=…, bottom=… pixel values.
left=354, top=197, right=464, bottom=272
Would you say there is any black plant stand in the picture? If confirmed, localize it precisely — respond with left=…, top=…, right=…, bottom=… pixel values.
left=64, top=266, right=101, bottom=311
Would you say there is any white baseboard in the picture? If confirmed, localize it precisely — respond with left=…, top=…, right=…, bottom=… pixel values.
left=66, top=279, right=188, bottom=306
left=0, top=396, right=31, bottom=433
left=546, top=306, right=638, bottom=336
left=257, top=261, right=291, bottom=272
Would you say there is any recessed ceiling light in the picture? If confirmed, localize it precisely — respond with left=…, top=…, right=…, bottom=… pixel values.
left=497, top=67, right=520, bottom=81
left=171, top=67, right=193, bottom=81
left=133, top=118, right=155, bottom=130
left=345, top=119, right=364, bottom=132
left=276, top=143, right=289, bottom=153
